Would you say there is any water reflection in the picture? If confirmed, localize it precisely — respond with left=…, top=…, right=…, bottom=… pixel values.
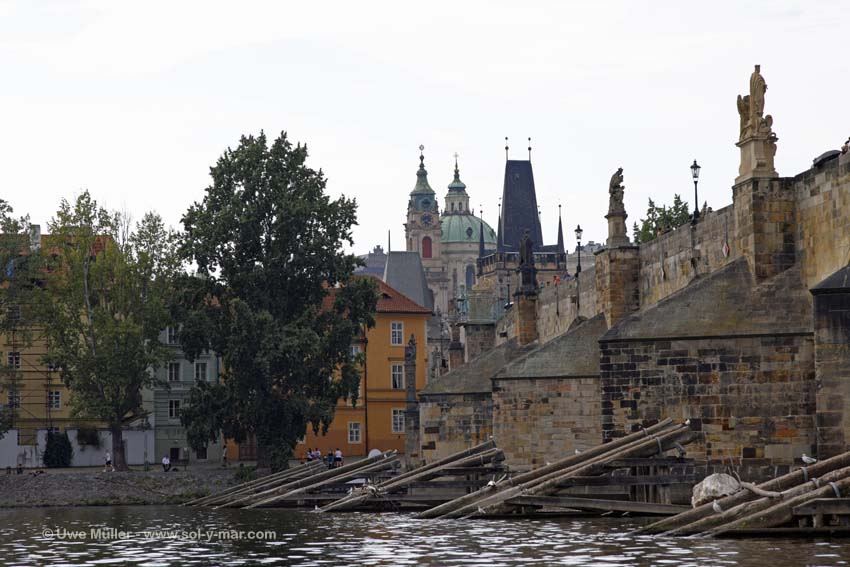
left=0, top=506, right=849, bottom=566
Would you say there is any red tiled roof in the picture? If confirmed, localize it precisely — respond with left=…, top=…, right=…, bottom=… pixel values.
left=320, top=276, right=432, bottom=315
left=370, top=276, right=432, bottom=315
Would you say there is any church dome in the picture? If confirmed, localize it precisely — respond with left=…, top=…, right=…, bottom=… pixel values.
left=441, top=213, right=497, bottom=244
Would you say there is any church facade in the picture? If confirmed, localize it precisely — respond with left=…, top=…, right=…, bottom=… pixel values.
left=404, top=149, right=497, bottom=316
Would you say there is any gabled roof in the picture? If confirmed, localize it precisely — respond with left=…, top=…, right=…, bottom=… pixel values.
left=369, top=275, right=432, bottom=315
left=383, top=251, right=433, bottom=310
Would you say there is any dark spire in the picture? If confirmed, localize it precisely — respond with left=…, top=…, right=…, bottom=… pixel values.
left=496, top=201, right=504, bottom=252
left=528, top=137, right=532, bottom=161
left=557, top=204, right=565, bottom=255
left=478, top=210, right=486, bottom=259
left=496, top=159, right=543, bottom=252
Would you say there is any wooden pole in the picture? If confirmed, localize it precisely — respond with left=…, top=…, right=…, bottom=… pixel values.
left=639, top=450, right=850, bottom=535
left=319, top=448, right=504, bottom=512
left=218, top=450, right=396, bottom=509
left=710, top=476, right=850, bottom=535
left=189, top=461, right=323, bottom=507
left=441, top=426, right=692, bottom=519
left=670, top=465, right=850, bottom=536
left=419, top=418, right=676, bottom=519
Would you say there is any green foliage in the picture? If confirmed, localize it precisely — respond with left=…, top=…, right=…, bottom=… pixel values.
left=76, top=426, right=102, bottom=448
left=43, top=431, right=73, bottom=467
left=632, top=194, right=691, bottom=245
left=24, top=192, right=178, bottom=470
left=0, top=199, right=31, bottom=440
left=233, top=464, right=256, bottom=483
left=175, top=131, right=378, bottom=466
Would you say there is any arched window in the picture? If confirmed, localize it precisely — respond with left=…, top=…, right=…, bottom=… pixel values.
left=465, top=264, right=475, bottom=289
left=422, top=236, right=432, bottom=259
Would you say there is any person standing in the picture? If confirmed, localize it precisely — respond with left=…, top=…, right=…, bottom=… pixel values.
left=221, top=443, right=228, bottom=468
left=104, top=451, right=113, bottom=472
left=162, top=454, right=170, bottom=472
left=334, top=448, right=343, bottom=468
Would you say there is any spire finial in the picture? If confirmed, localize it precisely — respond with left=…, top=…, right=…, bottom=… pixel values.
left=528, top=137, right=532, bottom=161
left=419, top=144, right=425, bottom=167
left=505, top=137, right=509, bottom=161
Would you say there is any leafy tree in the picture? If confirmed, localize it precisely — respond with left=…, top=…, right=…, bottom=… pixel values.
left=43, top=430, right=73, bottom=467
left=632, top=194, right=691, bottom=245
left=175, top=131, right=378, bottom=470
left=29, top=193, right=177, bottom=471
left=0, top=199, right=31, bottom=440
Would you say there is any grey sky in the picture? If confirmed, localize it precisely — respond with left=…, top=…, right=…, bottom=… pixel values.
left=1, top=1, right=847, bottom=254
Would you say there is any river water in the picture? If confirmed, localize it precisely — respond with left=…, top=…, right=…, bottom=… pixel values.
left=1, top=506, right=849, bottom=567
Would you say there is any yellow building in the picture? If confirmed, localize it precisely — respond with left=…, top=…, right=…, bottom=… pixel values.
left=2, top=325, right=70, bottom=446
left=301, top=277, right=431, bottom=460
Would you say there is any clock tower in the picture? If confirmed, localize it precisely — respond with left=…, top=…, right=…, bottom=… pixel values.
left=404, top=146, right=446, bottom=309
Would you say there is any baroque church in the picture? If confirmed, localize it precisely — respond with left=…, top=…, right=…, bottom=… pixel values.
left=405, top=148, right=497, bottom=316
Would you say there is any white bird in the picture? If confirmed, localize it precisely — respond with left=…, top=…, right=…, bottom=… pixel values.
left=685, top=419, right=691, bottom=426
left=574, top=449, right=582, bottom=455
left=802, top=454, right=818, bottom=465
left=712, top=500, right=723, bottom=514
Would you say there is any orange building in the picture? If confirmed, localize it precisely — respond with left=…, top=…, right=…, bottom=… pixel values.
left=301, top=277, right=430, bottom=460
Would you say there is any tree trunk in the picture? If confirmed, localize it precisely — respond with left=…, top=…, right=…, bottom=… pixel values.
left=111, top=424, right=128, bottom=471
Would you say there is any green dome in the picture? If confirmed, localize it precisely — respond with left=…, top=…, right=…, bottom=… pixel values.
left=441, top=213, right=497, bottom=244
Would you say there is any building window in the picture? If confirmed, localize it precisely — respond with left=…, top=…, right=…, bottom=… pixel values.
left=168, top=399, right=181, bottom=419
left=391, top=364, right=405, bottom=390
left=350, top=344, right=361, bottom=358
left=392, top=409, right=405, bottom=434
left=7, top=392, right=20, bottom=409
left=421, top=236, right=432, bottom=259
left=194, top=361, right=207, bottom=381
left=195, top=446, right=208, bottom=460
left=168, top=362, right=180, bottom=382
left=348, top=422, right=362, bottom=444
left=7, top=351, right=20, bottom=369
left=166, top=326, right=178, bottom=345
left=48, top=390, right=61, bottom=410
left=46, top=361, right=59, bottom=372
left=466, top=264, right=475, bottom=289
left=391, top=322, right=403, bottom=346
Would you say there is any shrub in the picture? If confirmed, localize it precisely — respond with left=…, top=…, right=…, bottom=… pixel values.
left=43, top=431, right=73, bottom=467
left=76, top=426, right=101, bottom=449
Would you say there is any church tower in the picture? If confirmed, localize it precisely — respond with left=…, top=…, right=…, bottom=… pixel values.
left=405, top=146, right=442, bottom=272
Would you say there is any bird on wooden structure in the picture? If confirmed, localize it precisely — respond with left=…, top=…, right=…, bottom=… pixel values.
left=574, top=449, right=582, bottom=455
left=685, top=418, right=691, bottom=426
left=802, top=454, right=818, bottom=465
left=712, top=500, right=723, bottom=514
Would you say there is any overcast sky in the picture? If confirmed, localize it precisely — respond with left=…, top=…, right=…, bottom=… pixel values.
left=1, top=1, right=847, bottom=254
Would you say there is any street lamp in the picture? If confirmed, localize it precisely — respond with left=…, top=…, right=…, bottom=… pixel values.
left=575, top=225, right=583, bottom=314
left=574, top=225, right=583, bottom=276
left=691, top=159, right=701, bottom=225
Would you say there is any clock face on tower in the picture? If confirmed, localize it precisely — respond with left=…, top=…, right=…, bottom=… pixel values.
left=421, top=214, right=433, bottom=227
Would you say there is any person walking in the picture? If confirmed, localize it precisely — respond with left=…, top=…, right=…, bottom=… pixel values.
left=221, top=443, right=228, bottom=468
left=162, top=454, right=171, bottom=472
left=104, top=451, right=113, bottom=472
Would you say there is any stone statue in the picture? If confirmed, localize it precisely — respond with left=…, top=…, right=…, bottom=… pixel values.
left=608, top=167, right=625, bottom=213
left=405, top=333, right=416, bottom=363
left=735, top=64, right=779, bottom=183
left=738, top=65, right=773, bottom=141
left=519, top=229, right=534, bottom=268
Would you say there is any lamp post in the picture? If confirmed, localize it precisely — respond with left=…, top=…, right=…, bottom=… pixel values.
left=691, top=159, right=701, bottom=225
left=575, top=225, right=583, bottom=314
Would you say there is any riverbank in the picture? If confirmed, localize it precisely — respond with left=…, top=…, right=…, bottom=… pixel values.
left=0, top=467, right=240, bottom=507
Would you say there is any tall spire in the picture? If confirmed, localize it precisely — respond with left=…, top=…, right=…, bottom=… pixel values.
left=557, top=204, right=565, bottom=255
left=478, top=209, right=486, bottom=260
left=411, top=144, right=435, bottom=196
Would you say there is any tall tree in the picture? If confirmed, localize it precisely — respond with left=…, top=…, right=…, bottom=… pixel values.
left=0, top=199, right=31, bottom=439
left=632, top=194, right=691, bottom=245
left=31, top=193, right=177, bottom=470
left=175, top=131, right=377, bottom=470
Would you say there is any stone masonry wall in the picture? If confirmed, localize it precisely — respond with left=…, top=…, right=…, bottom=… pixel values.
left=794, top=155, right=850, bottom=290
left=492, top=377, right=601, bottom=470
left=600, top=334, right=815, bottom=466
left=419, top=393, right=493, bottom=462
